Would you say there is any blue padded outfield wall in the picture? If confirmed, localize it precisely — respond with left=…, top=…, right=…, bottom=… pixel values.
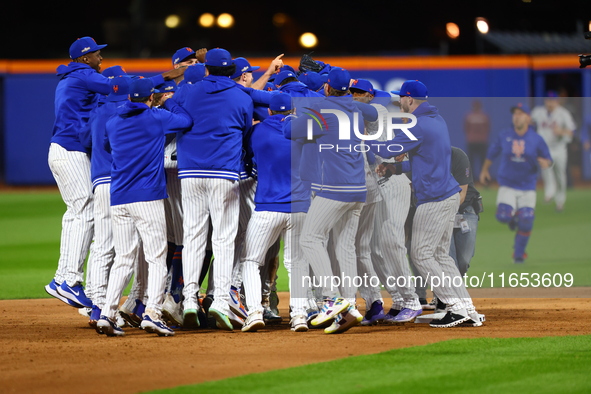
left=1, top=55, right=589, bottom=184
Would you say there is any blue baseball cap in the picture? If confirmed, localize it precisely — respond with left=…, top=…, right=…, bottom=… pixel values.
left=69, top=37, right=107, bottom=59
left=372, top=89, right=393, bottom=106
left=205, top=48, right=233, bottom=67
left=184, top=63, right=207, bottom=83
left=270, top=93, right=293, bottom=111
left=327, top=68, right=351, bottom=91
left=155, top=80, right=177, bottom=94
left=264, top=82, right=277, bottom=91
left=172, top=47, right=196, bottom=65
left=102, top=65, right=127, bottom=79
left=391, top=80, right=428, bottom=99
left=107, top=76, right=132, bottom=101
left=349, top=79, right=374, bottom=95
left=130, top=78, right=155, bottom=98
left=511, top=102, right=531, bottom=115
left=231, top=57, right=260, bottom=79
left=298, top=72, right=326, bottom=91
left=274, top=70, right=297, bottom=87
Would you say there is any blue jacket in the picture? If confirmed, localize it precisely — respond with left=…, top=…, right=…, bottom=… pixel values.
left=105, top=100, right=193, bottom=206
left=285, top=96, right=377, bottom=203
left=79, top=95, right=128, bottom=190
left=369, top=102, right=461, bottom=205
left=51, top=63, right=113, bottom=152
left=248, top=114, right=310, bottom=213
left=173, top=75, right=254, bottom=181
left=487, top=127, right=551, bottom=191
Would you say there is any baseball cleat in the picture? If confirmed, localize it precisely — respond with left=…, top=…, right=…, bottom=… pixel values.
left=459, top=311, right=485, bottom=327
left=269, top=290, right=280, bottom=316
left=290, top=315, right=309, bottom=332
left=162, top=293, right=183, bottom=326
left=57, top=282, right=93, bottom=308
left=182, top=309, right=200, bottom=329
left=325, top=306, right=363, bottom=334
left=97, top=315, right=125, bottom=337
left=208, top=308, right=234, bottom=331
left=381, top=308, right=402, bottom=325
left=421, top=298, right=436, bottom=311
left=88, top=305, right=101, bottom=329
left=45, top=279, right=83, bottom=308
left=391, top=308, right=423, bottom=323
left=360, top=300, right=386, bottom=326
left=227, top=308, right=245, bottom=329
left=242, top=310, right=265, bottom=332
left=229, top=287, right=248, bottom=320
left=429, top=309, right=471, bottom=328
left=118, top=305, right=142, bottom=328
left=141, top=311, right=175, bottom=337
left=311, top=297, right=350, bottom=327
left=263, top=306, right=282, bottom=325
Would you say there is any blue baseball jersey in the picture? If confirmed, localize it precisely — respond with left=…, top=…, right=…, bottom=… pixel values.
left=486, top=127, right=552, bottom=191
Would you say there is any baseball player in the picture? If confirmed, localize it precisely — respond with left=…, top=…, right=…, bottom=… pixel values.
left=240, top=93, right=311, bottom=332
left=171, top=47, right=207, bottom=83
left=480, top=103, right=552, bottom=264
left=96, top=78, right=193, bottom=337
left=77, top=75, right=131, bottom=327
left=369, top=80, right=481, bottom=328
left=173, top=48, right=253, bottom=331
left=285, top=68, right=378, bottom=334
left=46, top=37, right=186, bottom=310
left=530, top=92, right=575, bottom=212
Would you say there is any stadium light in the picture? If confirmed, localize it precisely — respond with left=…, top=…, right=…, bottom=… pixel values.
left=299, top=32, right=318, bottom=48
left=446, top=22, right=460, bottom=39
left=217, top=13, right=234, bottom=28
left=165, top=14, right=181, bottom=29
left=199, top=13, right=215, bottom=28
left=273, top=13, right=288, bottom=27
left=476, top=17, right=489, bottom=34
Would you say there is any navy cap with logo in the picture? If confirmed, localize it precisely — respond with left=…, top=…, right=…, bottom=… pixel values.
left=274, top=70, right=297, bottom=87
left=172, top=47, right=196, bottom=65
left=231, top=57, right=260, bottom=79
left=102, top=65, right=127, bottom=79
left=349, top=78, right=374, bottom=95
left=205, top=48, right=233, bottom=67
left=511, top=102, right=531, bottom=115
left=327, top=67, right=351, bottom=91
left=69, top=37, right=107, bottom=60
left=155, top=80, right=177, bottom=94
left=107, top=76, right=132, bottom=101
left=391, top=80, right=428, bottom=99
left=269, top=93, right=293, bottom=111
left=298, top=72, right=326, bottom=91
left=130, top=78, right=155, bottom=98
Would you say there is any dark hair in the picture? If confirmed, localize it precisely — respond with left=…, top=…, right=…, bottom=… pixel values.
left=327, top=86, right=349, bottom=97
left=350, top=88, right=370, bottom=95
left=278, top=77, right=298, bottom=87
left=270, top=109, right=293, bottom=116
left=206, top=64, right=237, bottom=77
left=131, top=96, right=151, bottom=103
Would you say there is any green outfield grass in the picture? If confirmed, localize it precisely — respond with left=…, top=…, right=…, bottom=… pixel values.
left=147, top=335, right=591, bottom=394
left=0, top=187, right=590, bottom=299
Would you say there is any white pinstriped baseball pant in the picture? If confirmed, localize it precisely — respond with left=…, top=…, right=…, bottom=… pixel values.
left=371, top=177, right=421, bottom=310
left=47, top=143, right=94, bottom=287
left=103, top=199, right=168, bottom=319
left=85, top=183, right=114, bottom=308
left=410, top=193, right=474, bottom=312
left=241, top=211, right=308, bottom=317
left=181, top=177, right=239, bottom=314
left=300, top=196, right=363, bottom=304
left=164, top=168, right=184, bottom=246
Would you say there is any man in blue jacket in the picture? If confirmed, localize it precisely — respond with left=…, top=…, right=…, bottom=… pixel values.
left=285, top=68, right=377, bottom=334
left=240, top=93, right=312, bottom=332
left=96, top=78, right=193, bottom=337
left=371, top=80, right=482, bottom=328
left=173, top=48, right=254, bottom=331
left=46, top=37, right=186, bottom=311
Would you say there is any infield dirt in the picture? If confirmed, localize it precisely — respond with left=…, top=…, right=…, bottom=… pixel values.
left=1, top=287, right=590, bottom=394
